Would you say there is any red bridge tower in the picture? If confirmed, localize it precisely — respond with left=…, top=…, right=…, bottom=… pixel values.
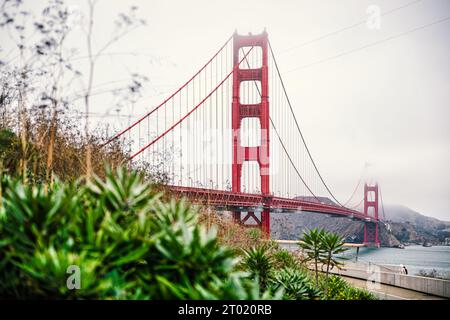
left=232, top=31, right=270, bottom=236
left=363, top=183, right=380, bottom=247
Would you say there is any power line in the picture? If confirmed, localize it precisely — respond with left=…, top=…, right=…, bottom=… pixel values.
left=286, top=15, right=450, bottom=73
left=280, top=0, right=424, bottom=54
left=67, top=112, right=140, bottom=118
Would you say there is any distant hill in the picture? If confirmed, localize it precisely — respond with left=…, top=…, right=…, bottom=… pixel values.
left=270, top=201, right=450, bottom=247
left=384, top=204, right=449, bottom=228
left=383, top=204, right=450, bottom=245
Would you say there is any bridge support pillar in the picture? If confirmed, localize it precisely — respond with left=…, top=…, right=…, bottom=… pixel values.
left=231, top=30, right=270, bottom=238
left=363, top=183, right=380, bottom=247
left=261, top=209, right=270, bottom=236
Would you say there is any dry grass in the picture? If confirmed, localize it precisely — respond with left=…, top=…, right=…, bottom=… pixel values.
left=32, top=122, right=128, bottom=182
left=160, top=186, right=261, bottom=251
left=1, top=111, right=132, bottom=183
left=197, top=207, right=262, bottom=251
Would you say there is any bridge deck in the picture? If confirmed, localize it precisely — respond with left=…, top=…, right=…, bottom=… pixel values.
left=168, top=185, right=377, bottom=223
left=275, top=239, right=366, bottom=248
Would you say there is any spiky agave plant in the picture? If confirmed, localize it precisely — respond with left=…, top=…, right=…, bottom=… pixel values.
left=240, top=245, right=275, bottom=290
left=0, top=177, right=92, bottom=298
left=269, top=268, right=321, bottom=300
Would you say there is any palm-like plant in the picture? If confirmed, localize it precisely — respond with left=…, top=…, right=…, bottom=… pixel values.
left=321, top=231, right=348, bottom=279
left=299, top=228, right=326, bottom=286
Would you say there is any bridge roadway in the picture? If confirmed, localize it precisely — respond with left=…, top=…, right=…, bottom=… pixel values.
left=168, top=185, right=377, bottom=222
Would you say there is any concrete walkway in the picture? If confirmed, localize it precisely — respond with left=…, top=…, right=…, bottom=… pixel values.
left=332, top=261, right=450, bottom=298
left=341, top=275, right=446, bottom=300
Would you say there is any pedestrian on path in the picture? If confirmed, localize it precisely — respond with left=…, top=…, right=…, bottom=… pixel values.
left=400, top=264, right=408, bottom=274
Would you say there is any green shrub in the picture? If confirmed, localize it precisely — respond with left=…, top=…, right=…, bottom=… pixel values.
left=0, top=128, right=20, bottom=173
left=247, top=228, right=261, bottom=242
left=323, top=275, right=377, bottom=300
left=272, top=249, right=299, bottom=270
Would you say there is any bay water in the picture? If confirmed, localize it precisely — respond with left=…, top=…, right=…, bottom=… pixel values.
left=346, top=245, right=450, bottom=279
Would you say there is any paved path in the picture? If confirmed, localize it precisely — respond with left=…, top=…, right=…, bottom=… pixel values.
left=341, top=275, right=446, bottom=300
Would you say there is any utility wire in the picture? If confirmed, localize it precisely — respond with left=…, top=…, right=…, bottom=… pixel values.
left=280, top=0, right=424, bottom=54
left=285, top=15, right=450, bottom=73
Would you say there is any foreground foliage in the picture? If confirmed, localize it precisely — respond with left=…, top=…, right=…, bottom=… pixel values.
left=0, top=167, right=277, bottom=299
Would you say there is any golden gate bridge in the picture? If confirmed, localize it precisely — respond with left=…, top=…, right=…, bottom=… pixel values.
left=102, top=30, right=385, bottom=247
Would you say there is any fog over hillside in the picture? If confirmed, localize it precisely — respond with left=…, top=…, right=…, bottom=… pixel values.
left=270, top=201, right=450, bottom=246
left=384, top=204, right=450, bottom=225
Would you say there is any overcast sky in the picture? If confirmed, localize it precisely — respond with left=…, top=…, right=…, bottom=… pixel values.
left=5, top=0, right=450, bottom=220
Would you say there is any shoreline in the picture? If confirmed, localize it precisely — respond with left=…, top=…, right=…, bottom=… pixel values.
left=332, top=260, right=450, bottom=299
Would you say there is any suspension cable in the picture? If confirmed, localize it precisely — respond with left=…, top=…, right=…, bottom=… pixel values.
left=349, top=198, right=364, bottom=210
left=342, top=165, right=366, bottom=206
left=240, top=48, right=320, bottom=202
left=129, top=46, right=255, bottom=160
left=102, top=35, right=233, bottom=147
left=268, top=40, right=345, bottom=207
left=270, top=117, right=320, bottom=200
left=379, top=185, right=387, bottom=221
